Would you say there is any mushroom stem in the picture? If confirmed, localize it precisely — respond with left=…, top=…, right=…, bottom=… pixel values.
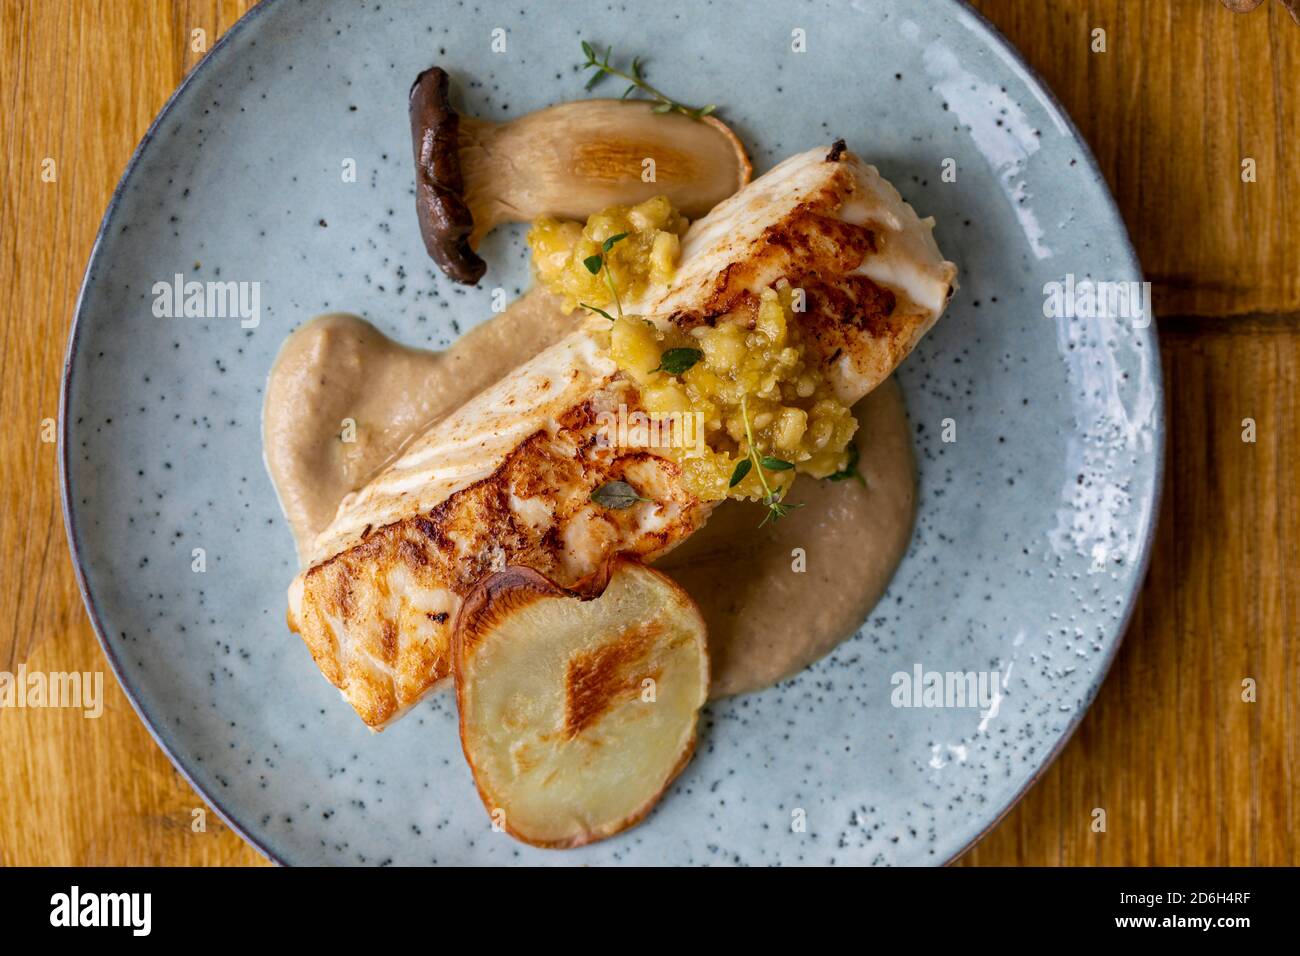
left=410, top=67, right=751, bottom=285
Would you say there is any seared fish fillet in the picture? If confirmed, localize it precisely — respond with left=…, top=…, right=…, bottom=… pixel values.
left=629, top=144, right=956, bottom=401
left=289, top=327, right=711, bottom=728
left=288, top=145, right=957, bottom=728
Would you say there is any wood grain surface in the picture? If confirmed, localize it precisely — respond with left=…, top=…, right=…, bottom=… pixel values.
left=0, top=0, right=1294, bottom=866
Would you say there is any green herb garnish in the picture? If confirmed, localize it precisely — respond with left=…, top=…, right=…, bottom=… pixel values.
left=737, top=397, right=805, bottom=527
left=590, top=480, right=650, bottom=510
left=580, top=232, right=629, bottom=319
left=580, top=42, right=717, bottom=120
left=579, top=302, right=617, bottom=322
left=728, top=458, right=752, bottom=487
left=826, top=442, right=867, bottom=487
left=650, top=347, right=704, bottom=376
left=759, top=491, right=802, bottom=527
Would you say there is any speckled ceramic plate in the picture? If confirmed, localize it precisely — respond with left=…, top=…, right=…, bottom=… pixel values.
left=61, top=0, right=1162, bottom=865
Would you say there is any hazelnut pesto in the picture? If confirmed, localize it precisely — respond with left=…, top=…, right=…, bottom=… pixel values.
left=527, top=198, right=858, bottom=514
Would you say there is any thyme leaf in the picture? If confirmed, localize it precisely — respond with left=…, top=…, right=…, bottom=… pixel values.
left=580, top=233, right=628, bottom=319
left=580, top=302, right=617, bottom=322
left=650, top=347, right=704, bottom=376
left=729, top=458, right=752, bottom=488
left=739, top=397, right=802, bottom=526
left=758, top=491, right=805, bottom=528
left=590, top=480, right=650, bottom=510
left=579, top=42, right=717, bottom=120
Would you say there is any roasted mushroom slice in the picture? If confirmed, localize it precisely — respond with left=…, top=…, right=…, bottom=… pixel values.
left=409, top=66, right=750, bottom=285
left=454, top=559, right=709, bottom=848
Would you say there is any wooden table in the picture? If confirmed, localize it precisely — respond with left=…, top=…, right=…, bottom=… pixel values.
left=1, top=0, right=1295, bottom=866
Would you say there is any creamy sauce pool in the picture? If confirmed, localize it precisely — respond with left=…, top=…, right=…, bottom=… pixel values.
left=263, top=288, right=575, bottom=559
left=658, top=377, right=915, bottom=697
left=263, top=295, right=916, bottom=698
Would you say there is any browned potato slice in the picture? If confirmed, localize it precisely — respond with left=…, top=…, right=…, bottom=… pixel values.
left=453, top=559, right=709, bottom=848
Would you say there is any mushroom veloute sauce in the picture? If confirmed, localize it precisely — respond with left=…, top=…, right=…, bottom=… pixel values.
left=264, top=222, right=916, bottom=700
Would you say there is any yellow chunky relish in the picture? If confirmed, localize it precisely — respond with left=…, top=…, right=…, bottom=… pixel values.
left=529, top=199, right=857, bottom=507
left=526, top=196, right=686, bottom=314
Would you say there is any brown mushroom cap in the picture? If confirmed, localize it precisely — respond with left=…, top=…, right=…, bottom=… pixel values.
left=409, top=67, right=487, bottom=285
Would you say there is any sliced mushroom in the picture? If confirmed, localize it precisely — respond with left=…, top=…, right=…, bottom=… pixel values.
left=409, top=66, right=751, bottom=285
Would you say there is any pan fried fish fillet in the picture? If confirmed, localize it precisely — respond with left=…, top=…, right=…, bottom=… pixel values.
left=287, top=145, right=957, bottom=729
left=628, top=146, right=955, bottom=402
left=288, top=326, right=708, bottom=728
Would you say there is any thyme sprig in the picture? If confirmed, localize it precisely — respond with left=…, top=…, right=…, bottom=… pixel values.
left=732, top=397, right=804, bottom=527
left=580, top=42, right=717, bottom=120
left=580, top=232, right=628, bottom=320
left=579, top=302, right=617, bottom=322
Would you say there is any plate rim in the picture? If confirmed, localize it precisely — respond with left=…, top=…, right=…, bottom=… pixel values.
left=58, top=0, right=286, bottom=866
left=937, top=0, right=1165, bottom=864
left=58, top=0, right=1165, bottom=868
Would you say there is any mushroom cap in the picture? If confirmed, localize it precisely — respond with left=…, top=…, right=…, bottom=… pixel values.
left=409, top=67, right=488, bottom=285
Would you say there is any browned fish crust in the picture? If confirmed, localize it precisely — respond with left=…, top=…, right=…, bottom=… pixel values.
left=665, top=165, right=878, bottom=329
left=293, top=392, right=711, bottom=728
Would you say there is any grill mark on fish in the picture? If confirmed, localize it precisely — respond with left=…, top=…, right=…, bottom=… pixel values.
left=295, top=392, right=711, bottom=727
left=397, top=537, right=429, bottom=569
left=655, top=178, right=877, bottom=331
left=381, top=620, right=398, bottom=660
left=807, top=275, right=898, bottom=335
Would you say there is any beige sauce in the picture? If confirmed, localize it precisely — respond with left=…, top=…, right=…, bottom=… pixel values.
left=658, top=378, right=915, bottom=697
left=263, top=300, right=916, bottom=697
left=262, top=288, right=575, bottom=559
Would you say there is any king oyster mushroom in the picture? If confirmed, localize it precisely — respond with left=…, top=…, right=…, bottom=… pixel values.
left=409, top=66, right=751, bottom=285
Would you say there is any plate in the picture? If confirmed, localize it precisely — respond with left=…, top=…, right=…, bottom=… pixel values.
left=61, top=0, right=1162, bottom=865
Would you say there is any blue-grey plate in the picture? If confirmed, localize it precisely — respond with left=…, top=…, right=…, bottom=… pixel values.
left=61, top=0, right=1162, bottom=865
